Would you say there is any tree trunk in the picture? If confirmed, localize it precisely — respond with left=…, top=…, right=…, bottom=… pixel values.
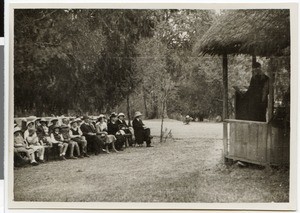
left=153, top=96, right=159, bottom=119
left=160, top=100, right=166, bottom=143
left=142, top=87, right=149, bottom=118
left=126, top=94, right=131, bottom=126
left=163, top=101, right=168, bottom=118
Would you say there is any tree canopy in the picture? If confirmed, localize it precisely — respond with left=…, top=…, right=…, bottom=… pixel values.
left=14, top=9, right=290, bottom=121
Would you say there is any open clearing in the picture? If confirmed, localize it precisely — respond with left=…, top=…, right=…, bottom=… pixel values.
left=14, top=119, right=289, bottom=202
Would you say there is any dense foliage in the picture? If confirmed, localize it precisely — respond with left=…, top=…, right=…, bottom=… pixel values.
left=14, top=9, right=290, bottom=120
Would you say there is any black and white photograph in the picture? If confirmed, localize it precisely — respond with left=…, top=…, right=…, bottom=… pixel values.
left=6, top=2, right=297, bottom=210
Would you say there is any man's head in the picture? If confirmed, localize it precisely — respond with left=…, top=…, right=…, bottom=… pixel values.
left=110, top=113, right=117, bottom=122
left=82, top=115, right=90, bottom=123
left=253, top=62, right=262, bottom=76
left=62, top=118, right=69, bottom=125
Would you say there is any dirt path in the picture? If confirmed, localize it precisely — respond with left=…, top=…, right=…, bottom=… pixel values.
left=13, top=119, right=289, bottom=202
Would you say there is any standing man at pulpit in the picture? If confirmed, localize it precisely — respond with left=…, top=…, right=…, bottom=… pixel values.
left=234, top=62, right=269, bottom=122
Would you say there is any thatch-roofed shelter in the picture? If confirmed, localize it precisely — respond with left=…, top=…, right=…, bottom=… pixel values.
left=195, top=9, right=290, bottom=57
left=195, top=9, right=290, bottom=166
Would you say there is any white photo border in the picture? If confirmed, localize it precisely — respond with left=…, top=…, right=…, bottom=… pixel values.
left=5, top=1, right=298, bottom=210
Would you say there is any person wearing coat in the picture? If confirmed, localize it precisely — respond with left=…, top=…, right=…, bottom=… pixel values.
left=132, top=111, right=153, bottom=147
left=80, top=115, right=104, bottom=155
left=116, top=112, right=134, bottom=146
left=107, top=113, right=125, bottom=151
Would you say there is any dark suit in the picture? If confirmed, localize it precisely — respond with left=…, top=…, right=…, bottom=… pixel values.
left=132, top=118, right=151, bottom=146
left=107, top=121, right=125, bottom=150
left=80, top=122, right=103, bottom=154
left=245, top=74, right=269, bottom=122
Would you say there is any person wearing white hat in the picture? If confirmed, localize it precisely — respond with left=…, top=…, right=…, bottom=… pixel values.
left=23, top=120, right=35, bottom=140
left=132, top=111, right=153, bottom=147
left=14, top=127, right=38, bottom=166
left=95, top=115, right=118, bottom=153
left=25, top=128, right=45, bottom=163
left=184, top=115, right=192, bottom=125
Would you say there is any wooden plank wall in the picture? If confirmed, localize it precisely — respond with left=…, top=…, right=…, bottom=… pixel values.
left=226, top=120, right=289, bottom=166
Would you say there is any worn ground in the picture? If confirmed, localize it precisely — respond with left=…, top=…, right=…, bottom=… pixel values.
left=14, top=119, right=289, bottom=202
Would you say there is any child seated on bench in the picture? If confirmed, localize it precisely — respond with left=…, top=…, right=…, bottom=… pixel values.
left=14, top=127, right=38, bottom=166
left=69, top=119, right=89, bottom=157
left=60, top=124, right=82, bottom=159
left=36, top=118, right=54, bottom=147
left=25, top=128, right=45, bottom=163
left=50, top=125, right=69, bottom=160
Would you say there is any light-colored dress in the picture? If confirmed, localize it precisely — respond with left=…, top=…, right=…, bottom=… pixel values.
left=95, top=122, right=116, bottom=144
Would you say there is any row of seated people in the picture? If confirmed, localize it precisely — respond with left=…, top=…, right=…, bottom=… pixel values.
left=14, top=111, right=153, bottom=166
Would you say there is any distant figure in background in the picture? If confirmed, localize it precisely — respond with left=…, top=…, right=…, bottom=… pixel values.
left=132, top=111, right=153, bottom=147
left=184, top=115, right=192, bottom=125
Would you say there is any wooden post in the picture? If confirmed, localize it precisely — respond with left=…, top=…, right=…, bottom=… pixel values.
left=222, top=53, right=229, bottom=161
left=267, top=58, right=274, bottom=122
left=266, top=57, right=275, bottom=164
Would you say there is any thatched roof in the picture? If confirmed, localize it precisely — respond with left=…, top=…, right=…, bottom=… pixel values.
left=195, top=9, right=290, bottom=57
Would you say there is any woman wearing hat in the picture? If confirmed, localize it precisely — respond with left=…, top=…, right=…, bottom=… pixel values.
left=116, top=113, right=134, bottom=147
left=14, top=127, right=38, bottom=166
left=95, top=115, right=118, bottom=153
left=107, top=113, right=125, bottom=151
left=132, top=111, right=153, bottom=147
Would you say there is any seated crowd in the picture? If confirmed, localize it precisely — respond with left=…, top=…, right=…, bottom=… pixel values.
left=14, top=111, right=153, bottom=166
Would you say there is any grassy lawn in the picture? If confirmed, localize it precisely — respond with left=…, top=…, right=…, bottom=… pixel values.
left=14, top=119, right=289, bottom=202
